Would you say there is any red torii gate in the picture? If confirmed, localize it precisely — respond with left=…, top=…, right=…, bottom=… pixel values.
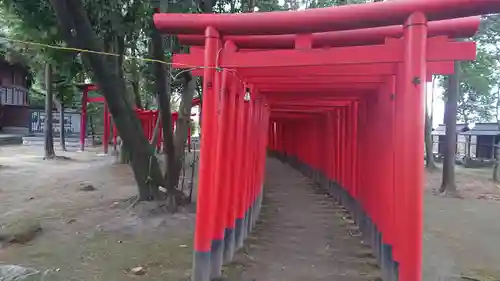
left=78, top=83, right=200, bottom=153
left=78, top=84, right=108, bottom=153
left=154, top=1, right=500, bottom=281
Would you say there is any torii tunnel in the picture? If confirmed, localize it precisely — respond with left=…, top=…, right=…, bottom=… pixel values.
left=154, top=1, right=500, bottom=281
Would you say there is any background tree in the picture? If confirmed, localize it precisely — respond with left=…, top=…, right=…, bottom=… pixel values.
left=438, top=15, right=500, bottom=188
left=43, top=63, right=55, bottom=159
left=425, top=78, right=437, bottom=170
left=440, top=62, right=460, bottom=195
left=475, top=14, right=500, bottom=181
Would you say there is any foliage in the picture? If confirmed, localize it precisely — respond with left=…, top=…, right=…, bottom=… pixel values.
left=0, top=0, right=185, bottom=110
left=441, top=49, right=497, bottom=123
left=0, top=1, right=84, bottom=107
left=439, top=15, right=500, bottom=124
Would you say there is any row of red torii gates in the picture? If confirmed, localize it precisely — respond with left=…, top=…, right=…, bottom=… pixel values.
left=77, top=83, right=200, bottom=153
left=150, top=1, right=500, bottom=281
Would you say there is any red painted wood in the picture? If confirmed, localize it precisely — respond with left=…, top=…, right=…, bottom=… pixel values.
left=399, top=13, right=426, bottom=281
left=213, top=69, right=232, bottom=241
left=177, top=39, right=473, bottom=69
left=154, top=0, right=500, bottom=35
left=176, top=17, right=479, bottom=49
left=194, top=27, right=220, bottom=253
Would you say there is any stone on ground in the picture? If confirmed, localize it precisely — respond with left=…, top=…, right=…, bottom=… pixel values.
left=0, top=217, right=42, bottom=244
left=0, top=265, right=58, bottom=281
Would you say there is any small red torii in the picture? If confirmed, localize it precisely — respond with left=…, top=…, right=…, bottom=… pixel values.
left=77, top=83, right=200, bottom=154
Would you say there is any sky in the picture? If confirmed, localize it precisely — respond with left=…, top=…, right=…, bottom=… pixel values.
left=427, top=82, right=445, bottom=128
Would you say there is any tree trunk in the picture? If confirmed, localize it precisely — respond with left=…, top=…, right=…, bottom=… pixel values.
left=119, top=144, right=131, bottom=164
left=151, top=111, right=162, bottom=154
left=494, top=133, right=500, bottom=181
left=198, top=87, right=203, bottom=141
left=59, top=102, right=66, bottom=151
left=50, top=0, right=165, bottom=201
left=150, top=9, right=177, bottom=194
left=493, top=88, right=500, bottom=181
left=53, top=96, right=66, bottom=151
left=466, top=135, right=471, bottom=159
left=440, top=61, right=460, bottom=195
left=44, top=63, right=56, bottom=160
left=424, top=112, right=437, bottom=170
left=169, top=72, right=197, bottom=190
left=425, top=75, right=437, bottom=170
left=132, top=77, right=142, bottom=109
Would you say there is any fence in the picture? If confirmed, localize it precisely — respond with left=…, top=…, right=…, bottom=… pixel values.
left=29, top=109, right=81, bottom=136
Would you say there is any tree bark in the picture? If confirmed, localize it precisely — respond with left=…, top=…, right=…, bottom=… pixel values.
left=132, top=73, right=142, bottom=109
left=151, top=111, right=162, bottom=154
left=494, top=133, right=500, bottom=181
left=50, top=0, right=164, bottom=200
left=465, top=135, right=471, bottom=159
left=59, top=101, right=66, bottom=151
left=424, top=111, right=437, bottom=170
left=493, top=88, right=500, bottom=181
left=169, top=72, right=197, bottom=190
left=425, top=75, right=437, bottom=170
left=440, top=61, right=460, bottom=195
left=150, top=9, right=177, bottom=194
left=44, top=63, right=56, bottom=160
left=52, top=96, right=66, bottom=151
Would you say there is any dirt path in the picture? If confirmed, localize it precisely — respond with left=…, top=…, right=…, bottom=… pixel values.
left=225, top=158, right=381, bottom=281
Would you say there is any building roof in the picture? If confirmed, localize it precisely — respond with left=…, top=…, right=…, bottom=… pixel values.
left=432, top=122, right=500, bottom=136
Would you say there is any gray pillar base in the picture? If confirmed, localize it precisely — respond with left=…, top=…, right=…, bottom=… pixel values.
left=393, top=260, right=400, bottom=281
left=242, top=209, right=249, bottom=241
left=256, top=191, right=263, bottom=220
left=192, top=251, right=211, bottom=281
left=223, top=228, right=235, bottom=263
left=251, top=201, right=257, bottom=230
left=210, top=239, right=223, bottom=279
left=376, top=228, right=382, bottom=265
left=235, top=218, right=244, bottom=249
left=247, top=204, right=254, bottom=234
left=382, top=243, right=394, bottom=281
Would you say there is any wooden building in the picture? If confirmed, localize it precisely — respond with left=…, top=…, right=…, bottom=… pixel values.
left=0, top=57, right=31, bottom=134
left=432, top=123, right=500, bottom=159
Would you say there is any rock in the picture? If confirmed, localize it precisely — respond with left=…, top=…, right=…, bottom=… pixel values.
left=130, top=266, right=146, bottom=276
left=79, top=184, right=96, bottom=192
left=55, top=156, right=72, bottom=161
left=0, top=217, right=42, bottom=244
left=0, top=265, right=59, bottom=281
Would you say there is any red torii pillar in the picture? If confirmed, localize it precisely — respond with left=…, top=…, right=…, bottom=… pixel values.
left=78, top=84, right=109, bottom=154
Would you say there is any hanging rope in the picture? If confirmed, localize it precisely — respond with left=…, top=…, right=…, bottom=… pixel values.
left=0, top=36, right=227, bottom=71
